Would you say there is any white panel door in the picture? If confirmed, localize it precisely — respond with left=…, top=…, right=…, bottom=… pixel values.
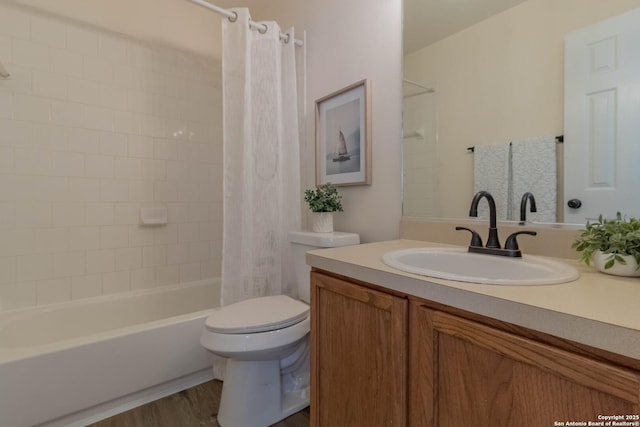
left=564, top=8, right=640, bottom=224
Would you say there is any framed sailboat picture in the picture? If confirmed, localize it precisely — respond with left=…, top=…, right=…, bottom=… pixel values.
left=315, top=79, right=371, bottom=186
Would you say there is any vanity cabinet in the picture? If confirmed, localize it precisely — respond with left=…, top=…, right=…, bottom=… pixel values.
left=410, top=302, right=640, bottom=426
left=311, top=270, right=640, bottom=427
left=310, top=271, right=408, bottom=427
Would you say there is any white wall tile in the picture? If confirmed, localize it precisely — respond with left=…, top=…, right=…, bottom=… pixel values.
left=100, top=132, right=128, bottom=156
left=100, top=179, right=128, bottom=202
left=0, top=7, right=222, bottom=310
left=115, top=247, right=141, bottom=271
left=0, top=91, right=12, bottom=119
left=71, top=274, right=102, bottom=300
left=30, top=15, right=67, bottom=49
left=52, top=151, right=85, bottom=177
left=83, top=56, right=114, bottom=84
left=0, top=146, right=14, bottom=174
left=68, top=227, right=100, bottom=251
left=98, top=34, right=129, bottom=65
left=0, top=63, right=32, bottom=94
left=0, top=119, right=33, bottom=147
left=14, top=202, right=51, bottom=227
left=67, top=26, right=98, bottom=56
left=12, top=39, right=50, bottom=70
left=0, top=256, right=15, bottom=284
left=86, top=202, right=114, bottom=226
left=51, top=48, right=84, bottom=78
left=130, top=267, right=154, bottom=290
left=142, top=245, right=166, bottom=267
left=51, top=100, right=84, bottom=127
left=128, top=135, right=154, bottom=158
left=67, top=178, right=100, bottom=202
left=34, top=227, right=68, bottom=254
left=13, top=93, right=51, bottom=122
left=102, top=270, right=129, bottom=294
left=36, top=277, right=71, bottom=305
left=100, top=225, right=129, bottom=248
left=86, top=249, right=114, bottom=274
left=53, top=251, right=86, bottom=278
left=15, top=253, right=53, bottom=282
left=84, top=105, right=114, bottom=131
left=52, top=202, right=85, bottom=227
left=0, top=282, right=35, bottom=311
left=85, top=154, right=114, bottom=178
left=68, top=128, right=100, bottom=153
left=14, top=147, right=51, bottom=175
left=114, top=203, right=140, bottom=225
left=33, top=124, right=68, bottom=151
left=0, top=5, right=30, bottom=39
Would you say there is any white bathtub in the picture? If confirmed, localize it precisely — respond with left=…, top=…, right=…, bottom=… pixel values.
left=0, top=279, right=219, bottom=427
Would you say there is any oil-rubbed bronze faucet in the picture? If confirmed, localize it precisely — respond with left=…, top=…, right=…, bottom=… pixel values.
left=520, top=192, right=537, bottom=223
left=456, top=191, right=537, bottom=257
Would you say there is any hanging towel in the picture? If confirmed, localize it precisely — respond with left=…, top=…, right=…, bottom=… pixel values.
left=511, top=136, right=557, bottom=223
left=473, top=142, right=511, bottom=221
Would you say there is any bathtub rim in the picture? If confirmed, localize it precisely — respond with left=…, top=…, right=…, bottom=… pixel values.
left=0, top=278, right=219, bottom=364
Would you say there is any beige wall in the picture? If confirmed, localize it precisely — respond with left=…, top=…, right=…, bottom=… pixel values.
left=404, top=0, right=640, bottom=219
left=254, top=0, right=404, bottom=243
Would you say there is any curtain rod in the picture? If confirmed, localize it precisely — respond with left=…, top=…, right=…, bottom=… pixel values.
left=186, top=0, right=304, bottom=47
left=466, top=135, right=564, bottom=153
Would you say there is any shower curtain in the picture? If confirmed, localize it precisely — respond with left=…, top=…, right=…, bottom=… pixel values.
left=221, top=8, right=302, bottom=306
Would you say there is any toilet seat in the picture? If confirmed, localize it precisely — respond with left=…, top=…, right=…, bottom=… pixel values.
left=205, top=295, right=309, bottom=334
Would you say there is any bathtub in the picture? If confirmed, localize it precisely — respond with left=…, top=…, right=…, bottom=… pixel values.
left=0, top=279, right=220, bottom=427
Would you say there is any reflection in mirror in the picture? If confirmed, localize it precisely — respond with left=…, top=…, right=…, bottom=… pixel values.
left=402, top=0, right=640, bottom=224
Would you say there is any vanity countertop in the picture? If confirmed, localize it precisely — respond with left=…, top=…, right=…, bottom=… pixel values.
left=306, top=239, right=640, bottom=360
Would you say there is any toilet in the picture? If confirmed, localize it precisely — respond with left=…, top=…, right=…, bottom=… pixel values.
left=200, top=230, right=360, bottom=427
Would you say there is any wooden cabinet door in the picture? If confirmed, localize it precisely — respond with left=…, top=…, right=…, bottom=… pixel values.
left=311, top=272, right=408, bottom=427
left=410, top=302, right=640, bottom=427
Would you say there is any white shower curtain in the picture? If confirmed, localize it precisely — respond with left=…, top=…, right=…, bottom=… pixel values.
left=221, top=8, right=302, bottom=306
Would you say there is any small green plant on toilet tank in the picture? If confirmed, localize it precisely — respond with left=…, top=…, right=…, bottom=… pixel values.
left=304, top=183, right=343, bottom=232
left=304, top=183, right=343, bottom=213
left=572, top=212, right=640, bottom=272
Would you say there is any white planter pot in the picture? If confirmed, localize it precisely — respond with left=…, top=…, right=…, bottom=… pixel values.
left=592, top=251, right=640, bottom=277
left=312, top=212, right=333, bottom=233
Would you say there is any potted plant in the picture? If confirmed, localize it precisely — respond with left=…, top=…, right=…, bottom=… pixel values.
left=304, top=183, right=343, bottom=233
left=572, top=212, right=640, bottom=277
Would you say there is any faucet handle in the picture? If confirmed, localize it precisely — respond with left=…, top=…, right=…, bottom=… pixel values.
left=504, top=230, right=537, bottom=251
left=455, top=226, right=483, bottom=247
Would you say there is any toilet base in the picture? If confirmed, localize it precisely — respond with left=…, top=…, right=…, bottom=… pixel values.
left=217, top=358, right=309, bottom=427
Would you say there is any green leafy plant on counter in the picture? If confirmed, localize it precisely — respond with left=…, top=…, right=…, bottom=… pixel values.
left=572, top=212, right=640, bottom=270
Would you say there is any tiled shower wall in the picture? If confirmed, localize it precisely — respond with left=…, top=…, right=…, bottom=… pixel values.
left=0, top=3, right=222, bottom=311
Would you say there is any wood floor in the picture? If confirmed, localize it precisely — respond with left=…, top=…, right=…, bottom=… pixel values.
left=88, top=379, right=310, bottom=427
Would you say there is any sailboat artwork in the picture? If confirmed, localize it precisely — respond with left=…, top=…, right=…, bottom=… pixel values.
left=333, top=129, right=351, bottom=162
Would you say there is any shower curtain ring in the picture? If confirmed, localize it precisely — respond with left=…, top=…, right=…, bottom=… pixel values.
left=258, top=23, right=268, bottom=34
left=283, top=33, right=291, bottom=44
left=228, top=11, right=238, bottom=23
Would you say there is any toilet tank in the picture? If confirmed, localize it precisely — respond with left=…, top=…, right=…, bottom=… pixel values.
left=288, top=231, right=360, bottom=303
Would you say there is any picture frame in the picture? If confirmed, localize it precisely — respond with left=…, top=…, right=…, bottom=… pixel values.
left=315, top=79, right=371, bottom=186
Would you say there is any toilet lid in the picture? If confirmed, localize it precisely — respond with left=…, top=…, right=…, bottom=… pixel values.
left=205, top=295, right=309, bottom=334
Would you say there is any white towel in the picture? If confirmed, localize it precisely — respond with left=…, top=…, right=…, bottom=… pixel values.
left=473, top=143, right=510, bottom=221
left=511, top=136, right=557, bottom=223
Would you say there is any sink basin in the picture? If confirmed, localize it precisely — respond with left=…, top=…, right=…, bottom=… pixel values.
left=382, top=247, right=579, bottom=285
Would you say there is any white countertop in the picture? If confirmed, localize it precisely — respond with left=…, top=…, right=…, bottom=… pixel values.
left=306, top=239, right=640, bottom=360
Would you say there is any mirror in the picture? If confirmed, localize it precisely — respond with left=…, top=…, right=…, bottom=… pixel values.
left=402, top=0, right=640, bottom=224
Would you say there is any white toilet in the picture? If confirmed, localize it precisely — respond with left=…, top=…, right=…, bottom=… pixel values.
left=200, top=230, right=360, bottom=427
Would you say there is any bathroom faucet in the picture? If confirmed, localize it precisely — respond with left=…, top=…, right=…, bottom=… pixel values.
left=456, top=190, right=537, bottom=257
left=520, top=192, right=537, bottom=223
left=469, top=190, right=500, bottom=248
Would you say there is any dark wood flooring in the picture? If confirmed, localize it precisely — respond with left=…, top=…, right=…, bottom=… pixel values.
left=87, top=379, right=310, bottom=427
